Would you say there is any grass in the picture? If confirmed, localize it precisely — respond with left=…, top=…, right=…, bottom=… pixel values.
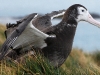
left=0, top=24, right=100, bottom=75
left=0, top=24, right=6, bottom=48
left=0, top=49, right=100, bottom=75
left=91, top=50, right=100, bottom=66
left=61, top=49, right=100, bottom=75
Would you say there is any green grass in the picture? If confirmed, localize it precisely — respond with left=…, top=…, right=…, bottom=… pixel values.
left=91, top=50, right=100, bottom=66
left=0, top=24, right=100, bottom=75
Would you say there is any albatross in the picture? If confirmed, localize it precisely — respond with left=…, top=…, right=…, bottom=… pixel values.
left=1, top=4, right=100, bottom=67
left=0, top=9, right=66, bottom=59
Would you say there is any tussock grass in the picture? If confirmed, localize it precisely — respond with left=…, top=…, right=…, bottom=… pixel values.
left=0, top=49, right=100, bottom=75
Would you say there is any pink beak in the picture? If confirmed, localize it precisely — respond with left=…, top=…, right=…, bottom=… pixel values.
left=87, top=13, right=100, bottom=28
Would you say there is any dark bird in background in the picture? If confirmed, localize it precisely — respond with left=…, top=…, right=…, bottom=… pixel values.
left=1, top=4, right=100, bottom=68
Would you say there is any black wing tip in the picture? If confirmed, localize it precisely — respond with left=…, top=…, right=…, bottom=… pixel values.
left=22, top=13, right=38, bottom=23
left=51, top=9, right=66, bottom=13
left=0, top=35, right=14, bottom=61
left=6, top=23, right=18, bottom=29
left=0, top=48, right=8, bottom=61
left=46, top=9, right=66, bottom=16
left=6, top=13, right=38, bottom=29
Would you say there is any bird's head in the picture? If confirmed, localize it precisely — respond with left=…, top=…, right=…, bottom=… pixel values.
left=63, top=4, right=100, bottom=27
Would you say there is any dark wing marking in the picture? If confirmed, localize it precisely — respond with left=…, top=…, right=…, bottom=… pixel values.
left=0, top=13, right=37, bottom=60
left=5, top=10, right=66, bottom=39
left=4, top=30, right=7, bottom=39
left=32, top=9, right=66, bottom=31
left=5, top=13, right=38, bottom=38
left=18, top=13, right=39, bottom=24
left=46, top=9, right=66, bottom=19
left=6, top=13, right=38, bottom=29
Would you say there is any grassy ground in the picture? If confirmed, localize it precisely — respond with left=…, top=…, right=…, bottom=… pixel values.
left=0, top=24, right=100, bottom=75
left=0, top=49, right=100, bottom=75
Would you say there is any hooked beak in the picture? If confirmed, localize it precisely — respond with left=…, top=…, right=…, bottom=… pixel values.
left=87, top=13, right=100, bottom=28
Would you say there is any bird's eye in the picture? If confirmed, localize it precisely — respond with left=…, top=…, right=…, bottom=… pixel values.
left=82, top=10, right=84, bottom=12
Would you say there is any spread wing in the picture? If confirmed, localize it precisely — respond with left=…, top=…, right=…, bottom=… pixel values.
left=5, top=9, right=66, bottom=39
left=5, top=13, right=39, bottom=38
left=0, top=13, right=38, bottom=60
left=46, top=9, right=66, bottom=19
left=1, top=10, right=65, bottom=60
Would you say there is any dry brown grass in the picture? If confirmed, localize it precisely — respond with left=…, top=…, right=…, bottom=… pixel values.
left=0, top=24, right=6, bottom=46
left=70, top=48, right=88, bottom=67
left=0, top=61, right=16, bottom=75
left=61, top=48, right=100, bottom=75
left=0, top=48, right=100, bottom=75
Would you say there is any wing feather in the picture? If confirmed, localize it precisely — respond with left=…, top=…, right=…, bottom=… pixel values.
left=0, top=13, right=37, bottom=60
